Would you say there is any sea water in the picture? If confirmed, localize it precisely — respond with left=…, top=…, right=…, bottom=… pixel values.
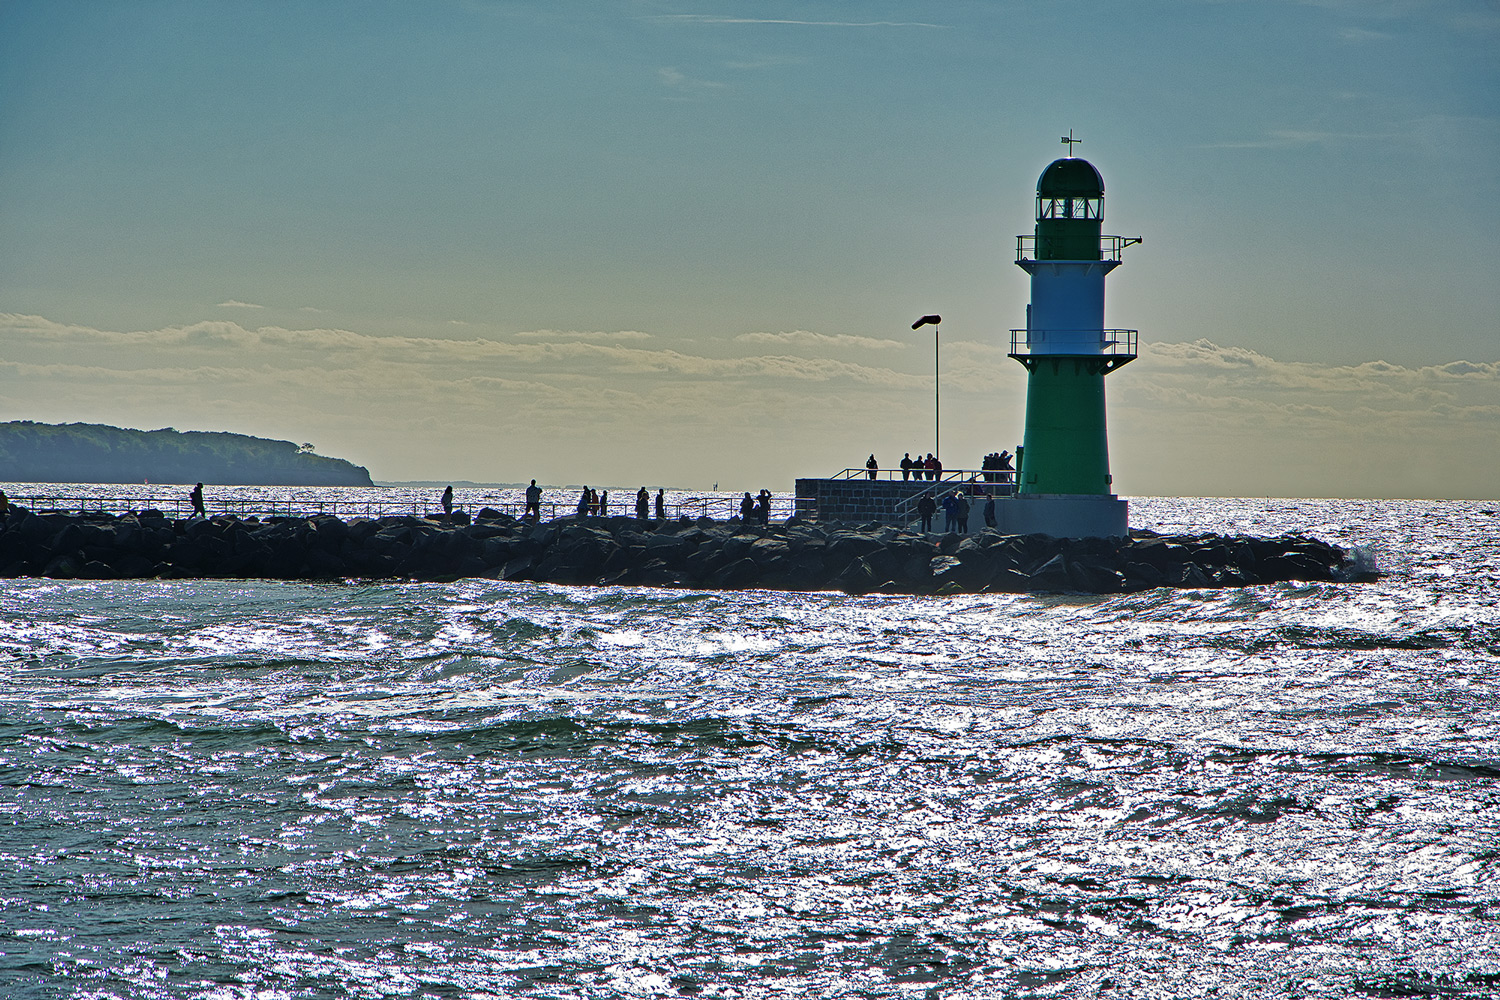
left=1, top=494, right=1497, bottom=998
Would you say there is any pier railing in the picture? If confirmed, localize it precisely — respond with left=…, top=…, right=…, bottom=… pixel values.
left=0, top=492, right=797, bottom=524
left=892, top=481, right=1017, bottom=528
left=829, top=467, right=1016, bottom=485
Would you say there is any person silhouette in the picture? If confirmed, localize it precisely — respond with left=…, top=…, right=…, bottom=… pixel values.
left=917, top=493, right=936, bottom=532
left=524, top=479, right=542, bottom=519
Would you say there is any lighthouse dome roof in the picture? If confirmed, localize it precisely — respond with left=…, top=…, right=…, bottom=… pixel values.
left=1038, top=157, right=1104, bottom=197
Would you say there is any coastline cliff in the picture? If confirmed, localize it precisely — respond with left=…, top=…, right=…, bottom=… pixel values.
left=0, top=421, right=373, bottom=487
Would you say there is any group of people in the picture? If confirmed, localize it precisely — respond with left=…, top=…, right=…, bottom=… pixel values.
left=913, top=489, right=997, bottom=534
left=738, top=489, right=773, bottom=525
left=574, top=486, right=610, bottom=517
left=567, top=485, right=666, bottom=521
left=509, top=481, right=777, bottom=524
left=867, top=450, right=1015, bottom=484
left=899, top=453, right=944, bottom=481
left=980, top=450, right=1015, bottom=482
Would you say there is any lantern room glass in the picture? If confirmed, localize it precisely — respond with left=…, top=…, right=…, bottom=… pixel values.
left=1037, top=195, right=1103, bottom=220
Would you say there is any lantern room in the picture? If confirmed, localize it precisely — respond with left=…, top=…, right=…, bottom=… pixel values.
left=1035, top=158, right=1105, bottom=261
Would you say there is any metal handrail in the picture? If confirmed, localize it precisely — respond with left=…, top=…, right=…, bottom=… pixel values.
left=1008, top=329, right=1138, bottom=357
left=893, top=481, right=1010, bottom=528
left=1015, top=234, right=1142, bottom=262
left=828, top=467, right=1014, bottom=484
left=0, top=492, right=796, bottom=524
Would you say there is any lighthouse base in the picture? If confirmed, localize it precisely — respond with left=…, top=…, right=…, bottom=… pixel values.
left=997, top=494, right=1128, bottom=539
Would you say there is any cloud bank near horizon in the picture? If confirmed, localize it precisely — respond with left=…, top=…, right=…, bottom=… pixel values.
left=1, top=313, right=1493, bottom=497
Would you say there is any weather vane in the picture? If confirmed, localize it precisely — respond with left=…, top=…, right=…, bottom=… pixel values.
left=1061, top=130, right=1081, bottom=155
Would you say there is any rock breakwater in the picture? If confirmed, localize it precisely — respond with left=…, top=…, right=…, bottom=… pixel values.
left=0, top=508, right=1372, bottom=594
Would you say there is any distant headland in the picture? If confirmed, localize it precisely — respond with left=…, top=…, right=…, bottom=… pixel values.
left=0, top=421, right=373, bottom=487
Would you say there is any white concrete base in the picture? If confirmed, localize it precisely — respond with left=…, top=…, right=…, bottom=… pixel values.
left=992, top=494, right=1128, bottom=539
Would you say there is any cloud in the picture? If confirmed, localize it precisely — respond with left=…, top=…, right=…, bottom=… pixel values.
left=723, top=55, right=808, bottom=70
left=1338, top=26, right=1392, bottom=42
left=657, top=67, right=726, bottom=92
left=216, top=300, right=263, bottom=309
left=2, top=313, right=1494, bottom=495
left=513, top=329, right=653, bottom=342
left=1123, top=339, right=1500, bottom=437
left=735, top=330, right=906, bottom=350
left=1203, top=115, right=1499, bottom=155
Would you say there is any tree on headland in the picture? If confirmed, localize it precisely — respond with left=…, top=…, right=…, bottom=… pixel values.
left=0, top=421, right=374, bottom=486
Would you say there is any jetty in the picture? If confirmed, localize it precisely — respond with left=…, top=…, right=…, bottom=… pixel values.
left=0, top=505, right=1368, bottom=594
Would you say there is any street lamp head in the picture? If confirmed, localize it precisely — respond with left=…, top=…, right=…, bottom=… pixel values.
left=912, top=314, right=941, bottom=330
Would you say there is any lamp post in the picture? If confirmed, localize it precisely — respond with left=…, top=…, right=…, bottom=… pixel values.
left=912, top=314, right=942, bottom=461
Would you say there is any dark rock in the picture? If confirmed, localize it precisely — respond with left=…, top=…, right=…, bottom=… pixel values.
left=79, top=560, right=116, bottom=579
left=500, top=555, right=534, bottom=581
left=1122, top=561, right=1166, bottom=590
left=1068, top=561, right=1123, bottom=593
left=833, top=556, right=879, bottom=594
left=0, top=512, right=1360, bottom=594
left=42, top=553, right=82, bottom=578
left=1028, top=553, right=1072, bottom=591
left=713, top=557, right=761, bottom=589
left=929, top=555, right=962, bottom=582
left=991, top=568, right=1034, bottom=592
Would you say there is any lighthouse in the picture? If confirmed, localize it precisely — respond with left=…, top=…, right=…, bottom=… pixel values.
left=1006, top=151, right=1140, bottom=538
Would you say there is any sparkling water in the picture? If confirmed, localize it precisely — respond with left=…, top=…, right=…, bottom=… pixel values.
left=1, top=494, right=1496, bottom=997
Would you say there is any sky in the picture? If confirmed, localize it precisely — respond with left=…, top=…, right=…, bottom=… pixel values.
left=1, top=0, right=1496, bottom=498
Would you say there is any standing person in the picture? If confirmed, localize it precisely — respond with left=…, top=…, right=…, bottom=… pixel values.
left=924, top=454, right=937, bottom=481
left=755, top=489, right=771, bottom=525
left=941, top=493, right=957, bottom=532
left=599, top=490, right=608, bottom=516
left=189, top=482, right=206, bottom=518
left=441, top=485, right=454, bottom=517
left=917, top=493, right=936, bottom=533
left=576, top=487, right=592, bottom=518
left=955, top=491, right=970, bottom=533
left=635, top=487, right=650, bottom=521
left=655, top=488, right=666, bottom=521
left=866, top=454, right=878, bottom=480
left=524, top=479, right=542, bottom=520
left=900, top=453, right=913, bottom=481
left=984, top=496, right=997, bottom=529
left=932, top=455, right=943, bottom=482
left=739, top=492, right=755, bottom=522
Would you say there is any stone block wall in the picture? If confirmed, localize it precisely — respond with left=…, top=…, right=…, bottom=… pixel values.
left=795, top=478, right=1127, bottom=538
left=795, top=478, right=976, bottom=526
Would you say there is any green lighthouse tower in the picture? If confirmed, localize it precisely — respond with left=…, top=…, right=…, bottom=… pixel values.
left=1007, top=152, right=1140, bottom=537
